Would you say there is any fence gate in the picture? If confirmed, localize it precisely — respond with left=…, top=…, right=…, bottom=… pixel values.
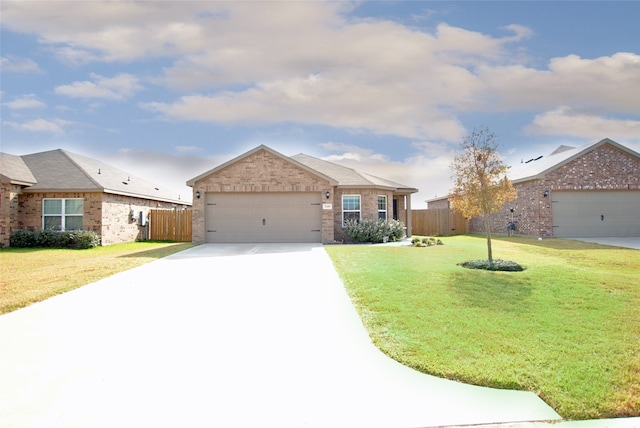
left=411, top=209, right=468, bottom=236
left=149, top=209, right=192, bottom=242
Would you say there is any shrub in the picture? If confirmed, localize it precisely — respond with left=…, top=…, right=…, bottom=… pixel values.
left=9, top=229, right=100, bottom=249
left=9, top=229, right=37, bottom=248
left=35, top=229, right=61, bottom=247
left=412, top=236, right=444, bottom=247
left=344, top=219, right=405, bottom=243
left=458, top=259, right=525, bottom=272
left=69, top=230, right=101, bottom=249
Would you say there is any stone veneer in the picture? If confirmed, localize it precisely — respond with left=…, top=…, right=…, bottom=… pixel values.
left=469, top=143, right=640, bottom=237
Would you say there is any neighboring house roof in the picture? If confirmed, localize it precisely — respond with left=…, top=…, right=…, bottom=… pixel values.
left=425, top=138, right=639, bottom=203
left=0, top=153, right=37, bottom=186
left=292, top=153, right=418, bottom=193
left=509, top=138, right=640, bottom=183
left=1, top=149, right=186, bottom=204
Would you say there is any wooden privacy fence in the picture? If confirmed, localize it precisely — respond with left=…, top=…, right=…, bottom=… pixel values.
left=149, top=209, right=192, bottom=242
left=412, top=209, right=468, bottom=236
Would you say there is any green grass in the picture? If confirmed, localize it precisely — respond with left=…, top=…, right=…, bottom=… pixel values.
left=326, top=235, right=640, bottom=420
left=0, top=241, right=195, bottom=314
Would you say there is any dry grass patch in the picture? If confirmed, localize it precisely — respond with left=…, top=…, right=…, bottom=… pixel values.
left=0, top=241, right=194, bottom=314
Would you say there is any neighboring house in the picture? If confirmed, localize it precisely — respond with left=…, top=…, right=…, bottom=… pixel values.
left=427, top=138, right=640, bottom=238
left=0, top=149, right=189, bottom=247
left=187, top=145, right=418, bottom=244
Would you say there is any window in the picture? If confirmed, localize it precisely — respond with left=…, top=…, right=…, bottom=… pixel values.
left=43, top=198, right=83, bottom=231
left=342, top=195, right=361, bottom=226
left=378, top=195, right=387, bottom=220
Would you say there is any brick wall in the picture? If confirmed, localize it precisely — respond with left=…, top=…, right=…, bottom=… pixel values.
left=333, top=188, right=395, bottom=242
left=11, top=191, right=179, bottom=246
left=470, top=143, right=640, bottom=237
left=427, top=198, right=450, bottom=210
left=100, top=193, right=178, bottom=245
left=0, top=181, right=22, bottom=247
left=191, top=149, right=333, bottom=243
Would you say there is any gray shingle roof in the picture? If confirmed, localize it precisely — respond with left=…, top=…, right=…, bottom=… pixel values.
left=5, top=149, right=185, bottom=204
left=0, top=153, right=37, bottom=185
left=291, top=153, right=417, bottom=192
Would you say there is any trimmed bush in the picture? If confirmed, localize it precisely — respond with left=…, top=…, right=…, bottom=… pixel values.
left=458, top=259, right=525, bottom=272
left=411, top=236, right=444, bottom=247
left=9, top=229, right=101, bottom=249
left=9, top=229, right=37, bottom=248
left=344, top=219, right=405, bottom=243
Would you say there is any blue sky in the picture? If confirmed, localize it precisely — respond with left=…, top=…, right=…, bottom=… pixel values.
left=2, top=1, right=639, bottom=205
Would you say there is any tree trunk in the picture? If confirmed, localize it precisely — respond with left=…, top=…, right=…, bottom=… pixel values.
left=485, top=215, right=493, bottom=263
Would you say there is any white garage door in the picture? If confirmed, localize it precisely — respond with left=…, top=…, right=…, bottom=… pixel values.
left=552, top=190, right=640, bottom=237
left=205, top=193, right=322, bottom=243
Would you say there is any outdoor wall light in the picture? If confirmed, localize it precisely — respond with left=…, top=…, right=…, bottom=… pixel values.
left=325, top=190, right=331, bottom=199
left=543, top=190, right=549, bottom=198
left=196, top=191, right=201, bottom=199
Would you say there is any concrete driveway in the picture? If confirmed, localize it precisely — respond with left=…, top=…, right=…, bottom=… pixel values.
left=569, top=237, right=640, bottom=250
left=0, top=243, right=561, bottom=427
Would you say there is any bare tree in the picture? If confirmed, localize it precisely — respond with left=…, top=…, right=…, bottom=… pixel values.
left=450, top=127, right=517, bottom=263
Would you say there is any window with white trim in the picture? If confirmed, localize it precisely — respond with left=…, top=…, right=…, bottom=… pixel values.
left=342, top=195, right=361, bottom=226
left=378, top=195, right=387, bottom=220
left=43, top=198, right=84, bottom=231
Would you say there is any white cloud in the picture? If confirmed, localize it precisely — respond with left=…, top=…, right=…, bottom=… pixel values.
left=4, top=94, right=46, bottom=109
left=524, top=107, right=640, bottom=143
left=2, top=1, right=638, bottom=148
left=320, top=141, right=456, bottom=207
left=54, top=73, right=142, bottom=101
left=477, top=52, right=640, bottom=114
left=4, top=118, right=70, bottom=135
left=0, top=55, right=40, bottom=72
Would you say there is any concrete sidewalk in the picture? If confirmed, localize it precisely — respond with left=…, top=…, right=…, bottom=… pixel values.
left=1, top=243, right=563, bottom=427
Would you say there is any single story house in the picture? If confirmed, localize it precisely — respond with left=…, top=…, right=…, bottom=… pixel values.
left=187, top=145, right=418, bottom=244
left=0, top=149, right=190, bottom=247
left=427, top=138, right=640, bottom=238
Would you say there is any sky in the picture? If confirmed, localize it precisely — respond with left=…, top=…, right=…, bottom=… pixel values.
left=1, top=1, right=639, bottom=206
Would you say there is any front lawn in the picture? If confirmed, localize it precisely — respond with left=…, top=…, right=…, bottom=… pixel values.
left=0, top=241, right=194, bottom=314
left=326, top=235, right=640, bottom=420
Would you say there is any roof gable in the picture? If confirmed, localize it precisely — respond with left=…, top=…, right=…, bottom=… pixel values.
left=14, top=149, right=185, bottom=204
left=187, top=145, right=417, bottom=193
left=187, top=145, right=337, bottom=186
left=510, top=138, right=640, bottom=183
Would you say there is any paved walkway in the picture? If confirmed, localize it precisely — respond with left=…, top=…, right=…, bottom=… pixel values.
left=0, top=243, right=562, bottom=427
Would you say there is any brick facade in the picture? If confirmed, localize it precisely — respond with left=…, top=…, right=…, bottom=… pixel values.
left=333, top=188, right=396, bottom=242
left=190, top=148, right=414, bottom=244
left=191, top=149, right=334, bottom=243
left=0, top=181, right=22, bottom=247
left=1, top=189, right=179, bottom=246
left=469, top=143, right=640, bottom=237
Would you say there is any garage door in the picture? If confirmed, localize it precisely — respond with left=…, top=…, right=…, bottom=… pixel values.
left=205, top=193, right=322, bottom=243
left=552, top=190, right=640, bottom=237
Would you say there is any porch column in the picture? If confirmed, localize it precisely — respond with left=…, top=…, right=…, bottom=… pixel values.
left=405, top=194, right=412, bottom=237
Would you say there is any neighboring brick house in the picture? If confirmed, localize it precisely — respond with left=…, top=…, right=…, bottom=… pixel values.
left=427, top=138, right=640, bottom=238
left=187, top=145, right=418, bottom=244
left=0, top=149, right=189, bottom=247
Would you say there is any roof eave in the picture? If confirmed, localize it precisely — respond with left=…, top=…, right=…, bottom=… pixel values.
left=22, top=187, right=189, bottom=205
left=336, top=184, right=418, bottom=193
